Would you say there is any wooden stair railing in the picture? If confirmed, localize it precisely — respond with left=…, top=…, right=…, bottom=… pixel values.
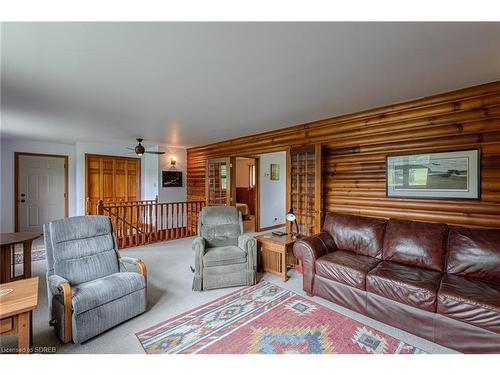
left=94, top=199, right=205, bottom=248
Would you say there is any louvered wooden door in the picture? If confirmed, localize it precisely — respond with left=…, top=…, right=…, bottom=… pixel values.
left=85, top=154, right=141, bottom=214
left=289, top=145, right=322, bottom=236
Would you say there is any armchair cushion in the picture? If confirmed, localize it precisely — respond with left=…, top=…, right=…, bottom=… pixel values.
left=48, top=216, right=120, bottom=285
left=199, top=206, right=241, bottom=247
left=69, top=272, right=145, bottom=315
left=203, top=246, right=247, bottom=267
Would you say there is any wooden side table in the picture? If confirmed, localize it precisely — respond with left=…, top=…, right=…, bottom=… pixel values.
left=0, top=277, right=39, bottom=354
left=0, top=232, right=40, bottom=284
left=255, top=234, right=298, bottom=282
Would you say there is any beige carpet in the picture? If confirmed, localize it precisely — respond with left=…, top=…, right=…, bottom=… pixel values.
left=0, top=236, right=456, bottom=354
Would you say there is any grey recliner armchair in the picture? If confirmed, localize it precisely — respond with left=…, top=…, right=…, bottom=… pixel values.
left=44, top=215, right=147, bottom=344
left=192, top=206, right=257, bottom=291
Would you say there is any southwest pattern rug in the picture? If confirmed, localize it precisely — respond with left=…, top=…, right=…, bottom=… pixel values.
left=136, top=281, right=426, bottom=354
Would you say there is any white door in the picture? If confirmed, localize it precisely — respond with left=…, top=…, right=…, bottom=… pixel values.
left=18, top=155, right=66, bottom=233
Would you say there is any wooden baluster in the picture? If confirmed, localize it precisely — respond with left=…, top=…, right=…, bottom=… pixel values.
left=135, top=204, right=140, bottom=246
left=148, top=202, right=152, bottom=243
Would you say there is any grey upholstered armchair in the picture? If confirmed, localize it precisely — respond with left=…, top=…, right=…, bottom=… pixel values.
left=192, top=206, right=257, bottom=291
left=44, top=215, right=147, bottom=344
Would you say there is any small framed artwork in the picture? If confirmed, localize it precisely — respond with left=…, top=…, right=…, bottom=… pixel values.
left=270, top=164, right=280, bottom=181
left=162, top=171, right=183, bottom=187
left=386, top=149, right=480, bottom=199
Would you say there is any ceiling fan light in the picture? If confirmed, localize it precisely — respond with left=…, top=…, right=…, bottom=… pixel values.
left=135, top=144, right=145, bottom=156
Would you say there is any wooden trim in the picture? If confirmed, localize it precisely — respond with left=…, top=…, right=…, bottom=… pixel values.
left=314, top=143, right=322, bottom=232
left=14, top=152, right=69, bottom=232
left=60, top=282, right=73, bottom=343
left=137, top=259, right=147, bottom=286
left=259, top=223, right=286, bottom=232
left=254, top=157, right=260, bottom=232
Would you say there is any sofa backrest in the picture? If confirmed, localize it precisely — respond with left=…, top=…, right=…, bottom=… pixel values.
left=47, top=215, right=120, bottom=285
left=198, top=206, right=242, bottom=247
left=446, top=226, right=500, bottom=282
left=323, top=213, right=386, bottom=258
left=382, top=218, right=448, bottom=272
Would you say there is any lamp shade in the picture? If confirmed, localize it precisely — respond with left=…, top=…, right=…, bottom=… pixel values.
left=286, top=209, right=296, bottom=222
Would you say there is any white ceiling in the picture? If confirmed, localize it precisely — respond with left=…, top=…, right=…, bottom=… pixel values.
left=2, top=22, right=500, bottom=147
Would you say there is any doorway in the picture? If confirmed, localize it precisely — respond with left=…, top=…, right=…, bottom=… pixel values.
left=15, top=153, right=68, bottom=233
left=235, top=157, right=258, bottom=233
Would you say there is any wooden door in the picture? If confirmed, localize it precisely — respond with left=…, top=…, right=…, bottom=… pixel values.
left=206, top=157, right=236, bottom=206
left=85, top=154, right=141, bottom=214
left=289, top=144, right=322, bottom=236
left=16, top=154, right=67, bottom=233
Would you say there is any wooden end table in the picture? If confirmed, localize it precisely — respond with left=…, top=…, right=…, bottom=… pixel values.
left=255, top=234, right=299, bottom=282
left=0, top=277, right=39, bottom=354
left=0, top=232, right=41, bottom=284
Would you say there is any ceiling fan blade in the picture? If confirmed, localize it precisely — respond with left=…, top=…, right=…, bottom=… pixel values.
left=145, top=151, right=166, bottom=155
left=123, top=151, right=137, bottom=155
left=125, top=147, right=135, bottom=150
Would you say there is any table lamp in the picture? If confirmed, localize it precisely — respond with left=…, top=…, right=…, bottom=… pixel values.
left=286, top=209, right=301, bottom=239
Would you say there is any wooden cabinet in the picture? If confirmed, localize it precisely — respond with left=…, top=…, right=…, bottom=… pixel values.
left=289, top=144, right=322, bottom=237
left=85, top=154, right=141, bottom=214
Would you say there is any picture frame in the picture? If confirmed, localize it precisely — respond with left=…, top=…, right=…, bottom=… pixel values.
left=386, top=149, right=480, bottom=199
left=162, top=171, right=183, bottom=187
left=270, top=163, right=280, bottom=181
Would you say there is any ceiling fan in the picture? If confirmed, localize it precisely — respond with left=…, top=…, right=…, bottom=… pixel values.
left=126, top=138, right=165, bottom=156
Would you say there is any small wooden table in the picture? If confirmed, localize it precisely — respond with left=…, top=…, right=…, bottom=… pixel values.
left=0, top=277, right=39, bottom=354
left=0, top=232, right=41, bottom=284
left=255, top=234, right=298, bottom=282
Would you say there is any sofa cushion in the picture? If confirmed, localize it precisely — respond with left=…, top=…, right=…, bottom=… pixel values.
left=366, top=261, right=442, bottom=312
left=437, top=274, right=500, bottom=334
left=203, top=246, right=247, bottom=267
left=446, top=227, right=500, bottom=282
left=323, top=213, right=387, bottom=258
left=71, top=272, right=145, bottom=315
left=315, top=250, right=380, bottom=290
left=382, top=219, right=448, bottom=272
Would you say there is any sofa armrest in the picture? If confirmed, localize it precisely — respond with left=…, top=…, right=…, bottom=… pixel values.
left=293, top=231, right=337, bottom=295
left=47, top=275, right=73, bottom=343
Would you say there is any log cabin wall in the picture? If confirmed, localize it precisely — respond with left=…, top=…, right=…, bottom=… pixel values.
left=187, top=80, right=500, bottom=228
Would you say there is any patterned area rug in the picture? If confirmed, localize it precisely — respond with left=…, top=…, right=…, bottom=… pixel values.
left=136, top=281, right=426, bottom=354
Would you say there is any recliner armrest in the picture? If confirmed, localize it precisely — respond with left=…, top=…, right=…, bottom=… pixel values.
left=238, top=234, right=256, bottom=254
left=119, top=256, right=147, bottom=284
left=293, top=231, right=337, bottom=295
left=192, top=236, right=206, bottom=254
left=47, top=274, right=70, bottom=295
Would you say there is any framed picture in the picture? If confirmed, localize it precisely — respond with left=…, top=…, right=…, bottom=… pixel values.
left=162, top=171, right=183, bottom=187
left=270, top=164, right=280, bottom=180
left=386, top=149, right=480, bottom=199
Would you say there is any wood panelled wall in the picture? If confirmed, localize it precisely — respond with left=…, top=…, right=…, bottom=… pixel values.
left=187, top=80, right=500, bottom=228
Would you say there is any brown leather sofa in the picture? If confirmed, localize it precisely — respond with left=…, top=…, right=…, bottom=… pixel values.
left=293, top=213, right=500, bottom=353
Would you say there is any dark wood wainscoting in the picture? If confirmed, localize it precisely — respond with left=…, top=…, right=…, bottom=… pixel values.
left=187, top=80, right=500, bottom=228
